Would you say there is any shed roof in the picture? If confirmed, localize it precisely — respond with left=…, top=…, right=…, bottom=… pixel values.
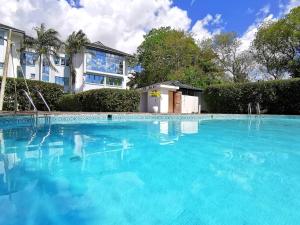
left=159, top=81, right=203, bottom=91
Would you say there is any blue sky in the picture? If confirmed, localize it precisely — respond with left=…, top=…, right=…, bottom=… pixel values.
left=173, top=0, right=291, bottom=35
left=1, top=0, right=299, bottom=53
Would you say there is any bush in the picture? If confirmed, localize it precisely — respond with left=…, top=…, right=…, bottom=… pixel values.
left=204, top=78, right=300, bottom=114
left=0, top=77, right=64, bottom=111
left=58, top=89, right=140, bottom=112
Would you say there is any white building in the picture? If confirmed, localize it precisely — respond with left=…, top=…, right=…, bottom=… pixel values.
left=0, top=23, right=131, bottom=92
left=139, top=81, right=203, bottom=114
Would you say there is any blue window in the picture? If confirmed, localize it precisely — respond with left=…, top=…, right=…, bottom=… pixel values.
left=61, top=57, right=65, bottom=66
left=30, top=73, right=35, bottom=79
left=17, top=66, right=23, bottom=78
left=0, top=62, right=3, bottom=75
left=0, top=30, right=4, bottom=45
left=106, top=77, right=123, bottom=87
left=86, top=50, right=124, bottom=74
left=22, top=52, right=37, bottom=66
left=84, top=74, right=105, bottom=85
left=42, top=74, right=49, bottom=82
left=55, top=76, right=67, bottom=86
left=54, top=56, right=60, bottom=65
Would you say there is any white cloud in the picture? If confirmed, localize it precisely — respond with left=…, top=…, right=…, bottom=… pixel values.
left=283, top=0, right=300, bottom=14
left=239, top=14, right=274, bottom=51
left=0, top=0, right=192, bottom=54
left=191, top=14, right=223, bottom=42
left=239, top=0, right=300, bottom=52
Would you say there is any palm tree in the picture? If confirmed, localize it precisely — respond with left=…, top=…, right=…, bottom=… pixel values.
left=65, top=30, right=90, bottom=93
left=25, top=23, right=61, bottom=80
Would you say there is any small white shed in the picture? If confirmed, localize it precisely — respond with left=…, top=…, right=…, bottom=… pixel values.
left=138, top=81, right=203, bottom=114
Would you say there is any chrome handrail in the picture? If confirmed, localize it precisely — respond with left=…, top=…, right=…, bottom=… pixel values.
left=256, top=102, right=261, bottom=115
left=22, top=90, right=37, bottom=112
left=247, top=103, right=252, bottom=115
left=36, top=90, right=51, bottom=112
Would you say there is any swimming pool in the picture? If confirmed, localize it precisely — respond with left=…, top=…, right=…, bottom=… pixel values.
left=0, top=114, right=299, bottom=225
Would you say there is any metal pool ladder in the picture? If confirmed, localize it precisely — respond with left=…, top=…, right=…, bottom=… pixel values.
left=36, top=90, right=51, bottom=112
left=22, top=90, right=37, bottom=112
left=256, top=103, right=261, bottom=115
left=248, top=103, right=252, bottom=115
left=22, top=90, right=51, bottom=112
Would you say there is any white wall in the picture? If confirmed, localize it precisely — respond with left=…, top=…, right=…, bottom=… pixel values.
left=74, top=53, right=85, bottom=92
left=147, top=89, right=159, bottom=113
left=0, top=30, right=24, bottom=79
left=0, top=29, right=7, bottom=65
left=160, top=88, right=169, bottom=113
left=181, top=95, right=199, bottom=114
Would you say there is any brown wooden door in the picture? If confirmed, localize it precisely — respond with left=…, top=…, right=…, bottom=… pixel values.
left=168, top=91, right=174, bottom=113
left=174, top=91, right=182, bottom=113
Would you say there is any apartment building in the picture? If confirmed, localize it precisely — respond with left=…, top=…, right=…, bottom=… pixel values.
left=0, top=23, right=131, bottom=92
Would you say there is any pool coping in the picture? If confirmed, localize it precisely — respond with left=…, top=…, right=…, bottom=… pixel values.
left=1, top=111, right=300, bottom=127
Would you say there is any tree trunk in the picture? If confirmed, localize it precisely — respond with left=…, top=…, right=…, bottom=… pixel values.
left=68, top=55, right=74, bottom=93
left=0, top=29, right=12, bottom=111
left=39, top=54, right=43, bottom=81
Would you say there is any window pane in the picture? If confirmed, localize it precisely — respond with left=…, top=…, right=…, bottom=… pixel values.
left=17, top=66, right=23, bottom=78
left=54, top=56, right=60, bottom=65
left=86, top=50, right=124, bottom=74
left=55, top=76, right=65, bottom=86
left=61, top=57, right=65, bottom=66
left=0, top=62, right=3, bottom=76
left=23, top=52, right=37, bottom=66
left=42, top=75, right=49, bottom=82
left=30, top=73, right=35, bottom=79
left=0, top=30, right=4, bottom=45
left=106, top=77, right=123, bottom=86
left=84, top=73, right=105, bottom=84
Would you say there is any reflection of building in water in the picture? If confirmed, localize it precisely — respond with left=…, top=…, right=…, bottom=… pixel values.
left=157, top=120, right=199, bottom=145
left=180, top=121, right=199, bottom=134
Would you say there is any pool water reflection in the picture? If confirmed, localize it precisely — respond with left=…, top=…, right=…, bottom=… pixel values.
left=0, top=118, right=299, bottom=225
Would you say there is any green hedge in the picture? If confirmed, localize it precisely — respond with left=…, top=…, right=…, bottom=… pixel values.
left=0, top=77, right=64, bottom=111
left=57, top=89, right=140, bottom=112
left=204, top=78, right=300, bottom=114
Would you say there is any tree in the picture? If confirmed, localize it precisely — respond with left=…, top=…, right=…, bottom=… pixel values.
left=25, top=23, right=62, bottom=80
left=213, top=32, right=252, bottom=83
left=133, top=27, right=225, bottom=88
left=65, top=30, right=90, bottom=92
left=136, top=27, right=200, bottom=86
left=175, top=39, right=226, bottom=88
left=252, top=7, right=300, bottom=79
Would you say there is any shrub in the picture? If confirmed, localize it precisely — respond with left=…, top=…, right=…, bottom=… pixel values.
left=0, top=77, right=64, bottom=111
left=58, top=89, right=140, bottom=112
left=204, top=78, right=300, bottom=114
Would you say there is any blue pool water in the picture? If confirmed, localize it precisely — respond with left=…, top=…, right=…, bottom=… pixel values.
left=0, top=115, right=300, bottom=225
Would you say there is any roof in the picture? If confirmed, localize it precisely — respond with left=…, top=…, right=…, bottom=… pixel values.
left=151, top=80, right=203, bottom=92
left=85, top=41, right=132, bottom=57
left=0, top=23, right=25, bottom=34
left=160, top=81, right=203, bottom=91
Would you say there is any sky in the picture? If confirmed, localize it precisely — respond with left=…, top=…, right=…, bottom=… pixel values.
left=0, top=0, right=299, bottom=54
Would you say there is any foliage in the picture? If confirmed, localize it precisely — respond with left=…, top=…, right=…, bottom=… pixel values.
left=212, top=32, right=253, bottom=83
left=57, top=89, right=140, bottom=112
left=65, top=30, right=90, bottom=92
left=133, top=27, right=225, bottom=88
left=24, top=23, right=62, bottom=79
left=0, top=77, right=64, bottom=111
left=252, top=7, right=300, bottom=79
left=204, top=78, right=300, bottom=114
